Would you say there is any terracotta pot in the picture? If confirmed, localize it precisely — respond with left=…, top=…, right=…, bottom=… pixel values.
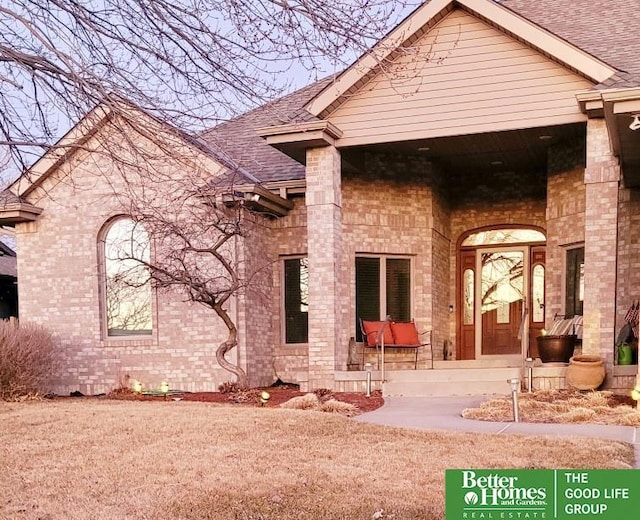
left=536, top=335, right=576, bottom=364
left=566, top=355, right=606, bottom=390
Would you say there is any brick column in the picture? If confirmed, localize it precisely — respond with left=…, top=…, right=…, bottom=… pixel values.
left=582, top=118, right=620, bottom=369
left=305, top=145, right=346, bottom=390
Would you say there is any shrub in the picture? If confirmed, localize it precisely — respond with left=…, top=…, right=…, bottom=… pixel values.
left=218, top=381, right=241, bottom=394
left=0, top=320, right=58, bottom=400
left=279, top=393, right=321, bottom=410
left=319, top=399, right=359, bottom=416
left=312, top=387, right=334, bottom=402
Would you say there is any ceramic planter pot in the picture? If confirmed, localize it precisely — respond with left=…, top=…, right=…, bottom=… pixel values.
left=566, top=355, right=605, bottom=390
left=536, top=335, right=576, bottom=363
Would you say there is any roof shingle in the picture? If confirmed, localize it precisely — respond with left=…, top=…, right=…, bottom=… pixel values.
left=502, top=0, right=640, bottom=81
left=200, top=77, right=332, bottom=184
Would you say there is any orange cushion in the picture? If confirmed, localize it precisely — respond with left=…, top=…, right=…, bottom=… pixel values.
left=362, top=320, right=394, bottom=347
left=390, top=322, right=419, bottom=346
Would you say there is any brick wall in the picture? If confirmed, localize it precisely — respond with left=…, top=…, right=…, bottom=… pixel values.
left=583, top=119, right=620, bottom=363
left=238, top=214, right=277, bottom=387
left=305, top=145, right=347, bottom=389
left=270, top=197, right=309, bottom=382
left=615, top=185, right=640, bottom=348
left=545, top=140, right=586, bottom=323
left=15, top=128, right=253, bottom=395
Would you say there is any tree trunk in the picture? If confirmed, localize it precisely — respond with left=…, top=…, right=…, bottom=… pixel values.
left=213, top=303, right=248, bottom=388
left=215, top=338, right=248, bottom=389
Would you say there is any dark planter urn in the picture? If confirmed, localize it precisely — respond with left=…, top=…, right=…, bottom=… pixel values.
left=536, top=335, right=576, bottom=364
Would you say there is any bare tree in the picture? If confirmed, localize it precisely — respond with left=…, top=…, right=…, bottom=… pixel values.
left=1, top=0, right=419, bottom=386
left=1, top=0, right=416, bottom=175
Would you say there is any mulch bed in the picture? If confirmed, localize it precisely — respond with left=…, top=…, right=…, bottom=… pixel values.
left=102, top=383, right=385, bottom=414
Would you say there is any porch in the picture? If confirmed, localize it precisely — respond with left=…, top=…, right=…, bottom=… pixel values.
left=313, top=362, right=640, bottom=397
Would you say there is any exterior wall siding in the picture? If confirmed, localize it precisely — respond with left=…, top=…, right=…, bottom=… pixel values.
left=327, top=9, right=592, bottom=147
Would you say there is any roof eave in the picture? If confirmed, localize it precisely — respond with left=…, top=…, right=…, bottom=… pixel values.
left=0, top=202, right=44, bottom=226
left=257, top=121, right=344, bottom=163
left=214, top=184, right=295, bottom=218
left=579, top=88, right=640, bottom=187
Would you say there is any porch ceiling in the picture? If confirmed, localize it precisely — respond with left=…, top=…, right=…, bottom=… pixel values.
left=341, top=123, right=586, bottom=176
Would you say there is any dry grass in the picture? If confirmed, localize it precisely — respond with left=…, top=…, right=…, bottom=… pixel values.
left=0, top=400, right=633, bottom=520
left=462, top=389, right=640, bottom=426
left=279, top=393, right=359, bottom=416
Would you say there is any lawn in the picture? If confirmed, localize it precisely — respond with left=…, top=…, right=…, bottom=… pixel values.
left=0, top=400, right=634, bottom=520
left=462, top=390, right=640, bottom=425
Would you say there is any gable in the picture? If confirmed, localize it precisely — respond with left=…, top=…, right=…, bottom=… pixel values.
left=324, top=9, right=595, bottom=147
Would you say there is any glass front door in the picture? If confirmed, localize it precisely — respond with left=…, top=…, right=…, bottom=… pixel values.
left=458, top=228, right=546, bottom=361
left=478, top=249, right=525, bottom=356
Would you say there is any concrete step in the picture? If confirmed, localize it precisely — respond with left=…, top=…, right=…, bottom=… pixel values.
left=382, top=367, right=521, bottom=396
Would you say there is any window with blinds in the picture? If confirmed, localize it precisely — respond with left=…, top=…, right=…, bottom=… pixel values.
left=283, top=257, right=309, bottom=344
left=355, top=256, right=411, bottom=341
left=565, top=247, right=584, bottom=316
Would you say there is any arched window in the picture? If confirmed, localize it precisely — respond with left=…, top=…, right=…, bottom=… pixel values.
left=101, top=218, right=152, bottom=336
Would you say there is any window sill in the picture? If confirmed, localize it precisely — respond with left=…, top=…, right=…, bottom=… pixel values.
left=102, top=337, right=156, bottom=348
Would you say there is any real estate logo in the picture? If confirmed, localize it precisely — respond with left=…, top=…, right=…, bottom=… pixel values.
left=456, top=470, right=549, bottom=516
left=446, top=469, right=639, bottom=519
left=464, top=491, right=479, bottom=505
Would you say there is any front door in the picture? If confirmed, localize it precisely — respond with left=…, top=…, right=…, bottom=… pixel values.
left=457, top=228, right=546, bottom=360
left=478, top=249, right=525, bottom=356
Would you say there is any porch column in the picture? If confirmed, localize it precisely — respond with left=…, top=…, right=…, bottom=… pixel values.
left=582, top=118, right=620, bottom=367
left=305, top=145, right=347, bottom=390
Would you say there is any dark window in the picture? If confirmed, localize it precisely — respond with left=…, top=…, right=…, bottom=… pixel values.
left=284, top=257, right=308, bottom=343
left=565, top=247, right=584, bottom=316
left=355, top=256, right=411, bottom=341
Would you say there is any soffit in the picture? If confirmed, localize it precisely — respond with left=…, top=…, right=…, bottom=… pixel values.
left=341, top=123, right=586, bottom=177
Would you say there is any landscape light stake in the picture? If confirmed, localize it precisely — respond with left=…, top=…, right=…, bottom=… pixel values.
left=508, top=378, right=520, bottom=422
left=364, top=362, right=373, bottom=397
left=525, top=357, right=534, bottom=393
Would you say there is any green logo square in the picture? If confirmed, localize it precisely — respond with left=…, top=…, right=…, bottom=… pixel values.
left=446, top=469, right=640, bottom=519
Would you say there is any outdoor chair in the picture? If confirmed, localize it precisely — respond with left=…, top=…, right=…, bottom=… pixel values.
left=359, top=317, right=433, bottom=370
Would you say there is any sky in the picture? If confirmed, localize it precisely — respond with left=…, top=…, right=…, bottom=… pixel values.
left=0, top=1, right=423, bottom=186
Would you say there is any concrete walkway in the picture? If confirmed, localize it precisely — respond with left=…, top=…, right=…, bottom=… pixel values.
left=355, top=396, right=640, bottom=469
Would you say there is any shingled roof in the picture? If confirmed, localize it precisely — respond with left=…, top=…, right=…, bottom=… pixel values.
left=200, top=77, right=332, bottom=185
left=501, top=0, right=640, bottom=88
